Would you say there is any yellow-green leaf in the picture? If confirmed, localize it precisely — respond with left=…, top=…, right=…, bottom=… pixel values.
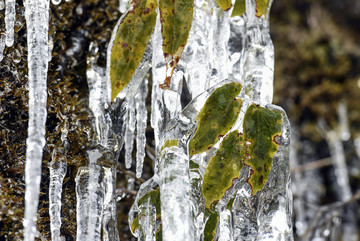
left=243, top=104, right=282, bottom=195
left=231, top=0, right=245, bottom=17
left=216, top=0, right=232, bottom=11
left=138, top=188, right=161, bottom=218
left=255, top=0, right=270, bottom=17
left=202, top=131, right=245, bottom=208
left=160, top=139, right=179, bottom=152
left=189, top=82, right=242, bottom=155
left=110, top=0, right=157, bottom=101
left=159, top=0, right=194, bottom=88
left=204, top=212, right=218, bottom=241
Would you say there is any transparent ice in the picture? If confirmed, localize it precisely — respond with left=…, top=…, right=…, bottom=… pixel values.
left=23, top=1, right=50, bottom=240
left=5, top=0, right=15, bottom=47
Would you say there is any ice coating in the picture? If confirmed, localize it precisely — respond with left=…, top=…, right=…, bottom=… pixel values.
left=160, top=147, right=194, bottom=241
left=23, top=1, right=50, bottom=240
left=241, top=0, right=274, bottom=105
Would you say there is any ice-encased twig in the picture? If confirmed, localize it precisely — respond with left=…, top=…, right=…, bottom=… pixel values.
left=135, top=78, right=148, bottom=178
left=5, top=0, right=15, bottom=47
left=159, top=147, right=194, bottom=241
left=23, top=1, right=50, bottom=240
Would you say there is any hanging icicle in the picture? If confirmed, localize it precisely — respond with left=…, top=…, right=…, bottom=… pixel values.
left=5, top=0, right=15, bottom=47
left=23, top=0, right=50, bottom=240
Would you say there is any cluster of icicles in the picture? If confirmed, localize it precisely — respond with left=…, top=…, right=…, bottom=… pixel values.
left=1, top=0, right=293, bottom=240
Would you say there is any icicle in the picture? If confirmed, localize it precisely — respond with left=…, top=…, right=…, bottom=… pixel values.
left=0, top=34, right=5, bottom=62
left=218, top=209, right=233, bottom=241
left=241, top=0, right=274, bottom=105
left=76, top=150, right=105, bottom=241
left=23, top=1, right=50, bottom=240
left=5, top=0, right=15, bottom=47
left=160, top=147, right=194, bottom=240
left=125, top=97, right=136, bottom=169
left=49, top=158, right=67, bottom=241
left=51, top=0, right=62, bottom=5
left=101, top=167, right=120, bottom=241
left=135, top=78, right=148, bottom=178
left=0, top=0, right=4, bottom=10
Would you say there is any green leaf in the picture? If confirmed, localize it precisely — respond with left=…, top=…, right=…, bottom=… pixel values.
left=130, top=215, right=139, bottom=233
left=138, top=188, right=161, bottom=218
left=243, top=104, right=282, bottom=196
left=159, top=0, right=194, bottom=88
left=255, top=0, right=270, bottom=17
left=202, top=131, right=245, bottom=208
left=204, top=212, right=219, bottom=241
left=189, top=82, right=242, bottom=155
left=216, top=0, right=232, bottom=11
left=110, top=0, right=157, bottom=101
left=231, top=0, right=245, bottom=17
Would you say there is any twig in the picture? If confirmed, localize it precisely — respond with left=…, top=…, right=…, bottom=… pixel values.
left=117, top=164, right=145, bottom=184
left=291, top=157, right=332, bottom=173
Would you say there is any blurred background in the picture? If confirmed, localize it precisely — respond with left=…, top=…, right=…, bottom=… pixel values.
left=0, top=0, right=360, bottom=240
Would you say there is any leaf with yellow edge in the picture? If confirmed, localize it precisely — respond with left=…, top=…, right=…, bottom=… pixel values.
left=216, top=0, right=232, bottom=11
left=202, top=131, right=245, bottom=209
left=231, top=0, right=245, bottom=17
left=255, top=0, right=270, bottom=17
left=189, top=82, right=242, bottom=156
left=243, top=104, right=283, bottom=196
left=159, top=0, right=194, bottom=88
left=110, top=0, right=157, bottom=101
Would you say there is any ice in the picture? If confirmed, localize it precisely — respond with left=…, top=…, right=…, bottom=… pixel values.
left=0, top=33, right=5, bottom=61
left=125, top=97, right=136, bottom=169
left=219, top=209, right=233, bottom=241
left=76, top=150, right=105, bottom=241
left=23, top=0, right=50, bottom=240
left=5, top=0, right=15, bottom=47
left=49, top=158, right=67, bottom=241
left=241, top=0, right=274, bottom=105
left=135, top=78, right=148, bottom=178
left=86, top=43, right=120, bottom=241
left=159, top=147, right=194, bottom=241
left=51, top=0, right=61, bottom=5
left=0, top=0, right=4, bottom=10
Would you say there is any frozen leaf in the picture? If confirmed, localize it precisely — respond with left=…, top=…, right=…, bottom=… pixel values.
left=159, top=0, right=194, bottom=88
left=202, top=131, right=245, bottom=209
left=204, top=212, right=219, bottom=241
left=231, top=0, right=245, bottom=17
left=189, top=82, right=242, bottom=155
left=160, top=139, right=179, bottom=152
left=216, top=0, right=232, bottom=11
left=138, top=188, right=161, bottom=218
left=255, top=0, right=270, bottom=17
left=110, top=0, right=157, bottom=101
left=243, top=104, right=282, bottom=196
